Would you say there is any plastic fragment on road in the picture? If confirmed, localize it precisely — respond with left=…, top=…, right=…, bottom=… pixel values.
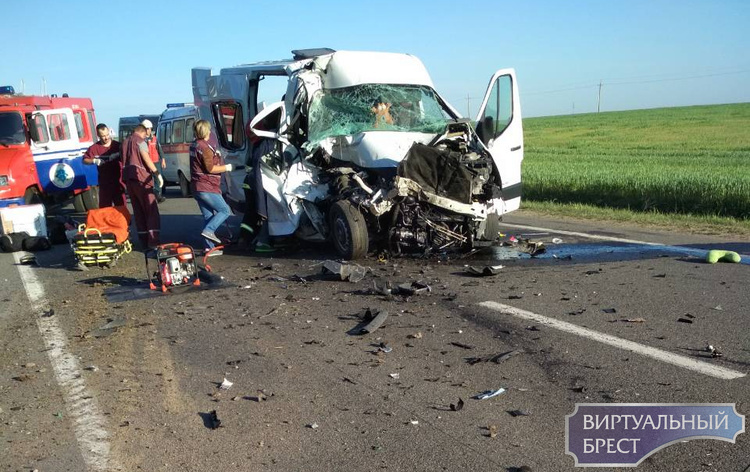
left=307, top=422, right=319, bottom=429
left=552, top=238, right=563, bottom=244
left=219, top=378, right=233, bottom=390
left=488, top=424, right=498, bottom=438
left=321, top=260, right=368, bottom=283
left=706, top=249, right=741, bottom=264
left=207, top=410, right=221, bottom=429
left=465, top=265, right=504, bottom=276
left=378, top=342, right=392, bottom=353
left=389, top=373, right=400, bottom=380
left=473, top=388, right=506, bottom=400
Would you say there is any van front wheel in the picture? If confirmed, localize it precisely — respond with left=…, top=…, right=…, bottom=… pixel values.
left=329, top=200, right=368, bottom=260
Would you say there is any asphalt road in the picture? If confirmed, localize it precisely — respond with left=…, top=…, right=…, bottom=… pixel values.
left=2, top=189, right=749, bottom=472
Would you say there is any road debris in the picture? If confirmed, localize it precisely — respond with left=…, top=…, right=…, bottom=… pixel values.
left=508, top=409, right=530, bottom=417
left=465, top=265, right=504, bottom=277
left=393, top=280, right=431, bottom=296
left=706, top=345, right=723, bottom=358
left=378, top=342, right=392, bottom=353
left=450, top=398, right=464, bottom=411
left=450, top=341, right=474, bottom=350
left=706, top=249, right=741, bottom=264
left=552, top=238, right=563, bottom=244
left=407, top=332, right=423, bottom=339
left=98, top=317, right=127, bottom=331
left=473, top=388, right=506, bottom=400
left=219, top=378, right=233, bottom=390
left=602, top=308, right=617, bottom=314
left=467, top=349, right=522, bottom=365
left=307, top=422, right=319, bottom=429
left=389, top=373, right=400, bottom=380
left=12, top=374, right=33, bottom=382
left=409, top=420, right=419, bottom=425
left=677, top=317, right=694, bottom=324
left=359, top=308, right=389, bottom=334
left=488, top=424, right=498, bottom=438
left=206, top=410, right=221, bottom=429
left=321, top=260, right=368, bottom=283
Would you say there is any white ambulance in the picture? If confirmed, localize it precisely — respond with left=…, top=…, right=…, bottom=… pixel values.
left=157, top=104, right=199, bottom=197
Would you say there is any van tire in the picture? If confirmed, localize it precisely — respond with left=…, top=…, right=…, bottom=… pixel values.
left=329, top=200, right=368, bottom=260
left=179, top=172, right=191, bottom=198
left=82, top=186, right=99, bottom=210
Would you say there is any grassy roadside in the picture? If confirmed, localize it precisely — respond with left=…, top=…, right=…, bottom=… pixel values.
left=520, top=200, right=750, bottom=238
left=522, top=103, right=750, bottom=219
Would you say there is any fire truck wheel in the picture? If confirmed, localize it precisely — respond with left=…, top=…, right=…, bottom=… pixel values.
left=330, top=200, right=368, bottom=260
left=23, top=187, right=42, bottom=205
left=179, top=172, right=191, bottom=198
left=73, top=193, right=86, bottom=213
left=82, top=186, right=99, bottom=210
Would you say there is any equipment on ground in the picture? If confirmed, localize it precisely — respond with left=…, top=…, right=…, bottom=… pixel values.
left=146, top=243, right=200, bottom=292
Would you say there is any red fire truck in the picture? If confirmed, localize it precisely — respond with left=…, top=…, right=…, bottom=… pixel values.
left=0, top=85, right=100, bottom=211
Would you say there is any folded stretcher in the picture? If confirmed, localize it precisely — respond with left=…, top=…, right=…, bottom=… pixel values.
left=73, top=206, right=132, bottom=268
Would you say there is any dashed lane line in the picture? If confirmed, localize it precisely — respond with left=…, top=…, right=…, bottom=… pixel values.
left=14, top=253, right=120, bottom=471
left=478, top=301, right=746, bottom=380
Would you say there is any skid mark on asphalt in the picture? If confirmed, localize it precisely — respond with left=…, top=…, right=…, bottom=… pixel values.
left=479, top=301, right=746, bottom=380
left=14, top=253, right=121, bottom=471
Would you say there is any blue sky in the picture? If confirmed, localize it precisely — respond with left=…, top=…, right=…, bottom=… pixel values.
left=2, top=0, right=748, bottom=131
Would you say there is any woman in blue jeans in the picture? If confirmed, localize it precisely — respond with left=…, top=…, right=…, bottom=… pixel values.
left=189, top=120, right=233, bottom=255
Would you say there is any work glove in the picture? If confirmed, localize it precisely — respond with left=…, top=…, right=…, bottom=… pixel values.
left=155, top=174, right=164, bottom=188
left=224, top=164, right=233, bottom=172
left=92, top=158, right=102, bottom=166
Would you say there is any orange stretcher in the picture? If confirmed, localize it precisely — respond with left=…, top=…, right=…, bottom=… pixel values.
left=72, top=206, right=132, bottom=268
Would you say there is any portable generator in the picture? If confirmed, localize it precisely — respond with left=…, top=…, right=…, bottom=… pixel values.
left=145, top=243, right=200, bottom=292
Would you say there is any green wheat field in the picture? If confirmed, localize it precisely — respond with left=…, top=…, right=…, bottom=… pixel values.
left=522, top=103, right=750, bottom=220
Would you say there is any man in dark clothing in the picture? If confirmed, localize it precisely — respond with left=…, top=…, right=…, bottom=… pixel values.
left=122, top=124, right=161, bottom=248
left=83, top=124, right=126, bottom=207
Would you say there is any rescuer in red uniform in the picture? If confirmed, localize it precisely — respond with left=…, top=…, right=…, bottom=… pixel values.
left=83, top=124, right=126, bottom=207
left=142, top=119, right=166, bottom=203
left=122, top=124, right=161, bottom=248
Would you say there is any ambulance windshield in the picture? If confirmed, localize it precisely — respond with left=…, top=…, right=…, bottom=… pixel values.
left=0, top=112, right=25, bottom=145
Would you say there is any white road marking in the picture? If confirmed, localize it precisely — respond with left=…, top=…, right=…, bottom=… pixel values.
left=14, top=253, right=119, bottom=471
left=478, top=301, right=746, bottom=380
left=500, top=222, right=749, bottom=259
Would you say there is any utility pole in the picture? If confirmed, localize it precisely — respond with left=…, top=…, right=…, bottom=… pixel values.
left=466, top=93, right=471, bottom=118
left=20, top=79, right=25, bottom=94
left=597, top=80, right=602, bottom=113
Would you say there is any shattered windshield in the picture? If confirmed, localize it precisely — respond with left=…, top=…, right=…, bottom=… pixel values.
left=307, top=84, right=453, bottom=144
left=0, top=112, right=25, bottom=145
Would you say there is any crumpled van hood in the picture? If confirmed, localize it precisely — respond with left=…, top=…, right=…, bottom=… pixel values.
left=317, top=131, right=436, bottom=169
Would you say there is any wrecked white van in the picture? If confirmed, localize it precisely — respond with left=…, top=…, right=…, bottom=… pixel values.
left=192, top=48, right=523, bottom=259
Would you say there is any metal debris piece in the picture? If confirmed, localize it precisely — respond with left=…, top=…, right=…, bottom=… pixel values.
left=306, top=423, right=319, bottom=429
left=99, top=317, right=127, bottom=330
left=389, top=373, right=400, bottom=380
left=465, top=265, right=504, bottom=277
left=508, top=409, right=530, bottom=417
left=450, top=398, right=464, bottom=411
left=602, top=308, right=617, bottom=314
left=473, top=388, right=506, bottom=400
left=321, top=260, right=368, bottom=283
left=359, top=309, right=389, bottom=334
left=450, top=342, right=474, bottom=350
left=378, top=342, right=392, bottom=353
left=677, top=317, right=693, bottom=324
left=623, top=318, right=646, bottom=323
left=219, top=378, right=233, bottom=390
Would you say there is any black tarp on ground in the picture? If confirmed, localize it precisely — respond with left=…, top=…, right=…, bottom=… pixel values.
left=397, top=143, right=473, bottom=204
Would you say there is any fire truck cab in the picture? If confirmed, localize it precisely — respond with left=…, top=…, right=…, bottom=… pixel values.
left=0, top=86, right=99, bottom=211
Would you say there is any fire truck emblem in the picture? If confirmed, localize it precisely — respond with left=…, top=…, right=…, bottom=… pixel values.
left=49, top=163, right=75, bottom=189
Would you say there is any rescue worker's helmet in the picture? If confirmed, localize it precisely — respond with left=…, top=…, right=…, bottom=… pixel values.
left=141, top=119, right=153, bottom=129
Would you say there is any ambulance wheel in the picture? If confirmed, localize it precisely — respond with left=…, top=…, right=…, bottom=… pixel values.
left=179, top=172, right=191, bottom=198
left=330, top=200, right=368, bottom=260
left=73, top=193, right=86, bottom=213
left=82, top=187, right=99, bottom=210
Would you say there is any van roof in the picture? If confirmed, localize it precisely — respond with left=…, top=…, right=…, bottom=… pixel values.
left=214, top=50, right=434, bottom=89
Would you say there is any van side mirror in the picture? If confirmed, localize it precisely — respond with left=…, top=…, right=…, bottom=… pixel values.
left=27, top=114, right=40, bottom=142
left=476, top=116, right=494, bottom=146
